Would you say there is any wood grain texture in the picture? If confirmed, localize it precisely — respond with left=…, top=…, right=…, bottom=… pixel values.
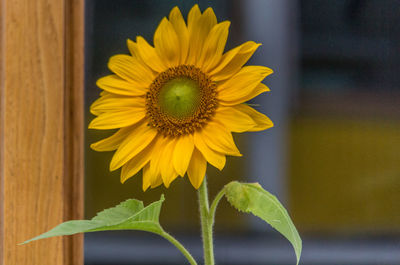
left=63, top=0, right=85, bottom=264
left=0, top=0, right=84, bottom=264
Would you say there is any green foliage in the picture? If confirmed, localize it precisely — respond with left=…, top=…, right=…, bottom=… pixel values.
left=21, top=181, right=301, bottom=265
left=22, top=195, right=165, bottom=244
left=22, top=194, right=198, bottom=265
left=224, top=181, right=302, bottom=265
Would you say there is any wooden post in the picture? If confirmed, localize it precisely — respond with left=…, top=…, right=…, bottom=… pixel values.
left=0, top=0, right=84, bottom=264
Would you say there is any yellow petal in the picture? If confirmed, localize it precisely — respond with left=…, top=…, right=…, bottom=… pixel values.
left=90, top=104, right=104, bottom=117
left=235, top=104, right=274, bottom=132
left=148, top=136, right=168, bottom=181
left=121, top=141, right=155, bottom=183
left=160, top=139, right=179, bottom=188
left=126, top=38, right=140, bottom=59
left=143, top=153, right=165, bottom=190
left=143, top=158, right=162, bottom=191
left=96, top=75, right=147, bottom=96
left=209, top=41, right=261, bottom=81
left=146, top=136, right=177, bottom=189
left=143, top=162, right=163, bottom=190
left=154, top=17, right=180, bottom=67
left=108, top=54, right=155, bottom=87
left=218, top=66, right=273, bottom=103
left=110, top=122, right=158, bottom=171
left=126, top=39, right=157, bottom=74
left=90, top=127, right=133, bottom=152
left=187, top=148, right=207, bottom=189
left=142, top=163, right=152, bottom=191
left=169, top=7, right=189, bottom=64
left=215, top=106, right=256, bottom=132
left=219, top=83, right=270, bottom=106
left=194, top=132, right=226, bottom=170
left=187, top=4, right=201, bottom=25
left=187, top=6, right=217, bottom=65
left=88, top=108, right=146, bottom=130
left=151, top=175, right=163, bottom=189
left=186, top=4, right=201, bottom=64
left=198, top=121, right=241, bottom=156
left=90, top=94, right=145, bottom=116
left=136, top=36, right=167, bottom=73
left=90, top=91, right=135, bottom=116
left=200, top=21, right=230, bottom=71
left=173, top=134, right=194, bottom=176
left=90, top=92, right=111, bottom=116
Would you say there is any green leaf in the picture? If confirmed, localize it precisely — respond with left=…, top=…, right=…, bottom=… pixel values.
left=224, top=181, right=302, bottom=265
left=22, top=195, right=198, bottom=265
left=22, top=195, right=165, bottom=244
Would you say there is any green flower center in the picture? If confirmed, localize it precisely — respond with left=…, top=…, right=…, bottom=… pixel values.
left=158, top=77, right=201, bottom=119
left=146, top=65, right=218, bottom=136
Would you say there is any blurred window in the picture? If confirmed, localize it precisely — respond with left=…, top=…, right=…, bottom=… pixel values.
left=289, top=0, right=400, bottom=233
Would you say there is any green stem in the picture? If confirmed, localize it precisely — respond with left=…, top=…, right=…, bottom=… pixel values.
left=209, top=188, right=225, bottom=227
left=198, top=177, right=215, bottom=265
left=160, top=230, right=198, bottom=265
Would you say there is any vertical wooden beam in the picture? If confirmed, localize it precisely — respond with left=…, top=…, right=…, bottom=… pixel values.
left=64, top=0, right=84, bottom=264
left=0, top=0, right=84, bottom=264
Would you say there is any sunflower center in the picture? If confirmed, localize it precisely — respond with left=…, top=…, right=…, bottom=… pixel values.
left=146, top=65, right=218, bottom=136
left=158, top=77, right=200, bottom=119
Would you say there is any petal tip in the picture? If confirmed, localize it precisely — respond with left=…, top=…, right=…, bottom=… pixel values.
left=193, top=180, right=203, bottom=189
left=90, top=143, right=97, bottom=150
left=109, top=159, right=120, bottom=172
left=231, top=152, right=243, bottom=157
left=163, top=181, right=171, bottom=189
left=170, top=6, right=180, bottom=14
left=120, top=176, right=128, bottom=184
left=95, top=76, right=106, bottom=87
left=191, top=4, right=200, bottom=11
left=221, top=20, right=231, bottom=27
left=264, top=85, right=271, bottom=92
left=204, top=7, right=214, bottom=13
left=217, top=164, right=225, bottom=171
left=88, top=121, right=96, bottom=129
left=269, top=121, right=275, bottom=128
left=176, top=169, right=185, bottom=177
left=89, top=107, right=99, bottom=116
left=160, top=16, right=169, bottom=24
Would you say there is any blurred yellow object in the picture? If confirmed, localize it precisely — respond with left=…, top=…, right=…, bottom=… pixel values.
left=289, top=116, right=400, bottom=233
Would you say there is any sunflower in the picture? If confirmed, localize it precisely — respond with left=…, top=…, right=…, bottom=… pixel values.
left=89, top=5, right=274, bottom=190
